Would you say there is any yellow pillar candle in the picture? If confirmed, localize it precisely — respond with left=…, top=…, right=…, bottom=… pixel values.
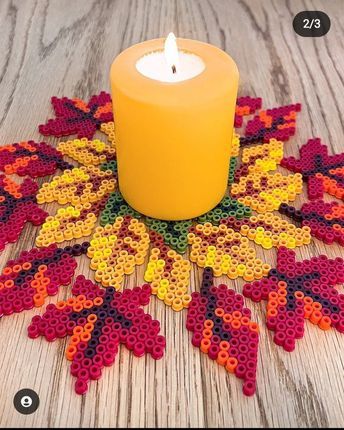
left=110, top=34, right=239, bottom=220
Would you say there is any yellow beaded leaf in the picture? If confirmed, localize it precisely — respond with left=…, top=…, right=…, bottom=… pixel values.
left=100, top=122, right=116, bottom=147
left=240, top=139, right=284, bottom=173
left=188, top=222, right=271, bottom=282
left=221, top=213, right=312, bottom=249
left=230, top=171, right=303, bottom=213
left=36, top=202, right=101, bottom=246
left=36, top=165, right=115, bottom=206
left=57, top=138, right=116, bottom=166
left=144, top=245, right=191, bottom=311
left=87, top=216, right=150, bottom=290
left=230, top=132, right=240, bottom=157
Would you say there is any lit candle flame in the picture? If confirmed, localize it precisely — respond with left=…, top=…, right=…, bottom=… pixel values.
left=164, top=32, right=179, bottom=74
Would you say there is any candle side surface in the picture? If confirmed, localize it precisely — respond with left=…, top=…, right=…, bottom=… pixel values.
left=110, top=38, right=239, bottom=220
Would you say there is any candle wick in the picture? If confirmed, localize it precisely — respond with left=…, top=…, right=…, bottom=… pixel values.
left=172, top=64, right=177, bottom=74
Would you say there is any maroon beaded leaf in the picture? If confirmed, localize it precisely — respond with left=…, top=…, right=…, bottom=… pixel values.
left=0, top=141, right=72, bottom=178
left=281, top=138, right=344, bottom=200
left=240, top=103, right=301, bottom=145
left=243, top=247, right=344, bottom=352
left=0, top=244, right=77, bottom=318
left=0, top=175, right=48, bottom=252
left=187, top=267, right=260, bottom=396
left=39, top=92, right=113, bottom=140
left=28, top=276, right=166, bottom=395
left=279, top=201, right=344, bottom=246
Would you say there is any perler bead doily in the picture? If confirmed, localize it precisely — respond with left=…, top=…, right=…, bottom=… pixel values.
left=3, top=88, right=343, bottom=401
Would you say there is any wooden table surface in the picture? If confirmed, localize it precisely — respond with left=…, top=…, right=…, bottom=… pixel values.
left=0, top=0, right=343, bottom=427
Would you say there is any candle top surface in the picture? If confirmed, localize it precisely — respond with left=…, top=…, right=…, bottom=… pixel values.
left=136, top=50, right=205, bottom=83
left=111, top=37, right=239, bottom=105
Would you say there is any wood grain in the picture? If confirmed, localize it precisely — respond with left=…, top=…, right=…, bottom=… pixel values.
left=0, top=0, right=343, bottom=427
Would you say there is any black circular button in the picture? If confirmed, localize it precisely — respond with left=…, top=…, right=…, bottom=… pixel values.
left=13, top=389, right=40, bottom=415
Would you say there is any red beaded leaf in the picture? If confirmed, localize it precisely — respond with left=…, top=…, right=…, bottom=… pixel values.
left=0, top=141, right=72, bottom=178
left=0, top=244, right=77, bottom=318
left=187, top=267, right=260, bottom=396
left=0, top=175, right=48, bottom=252
left=279, top=200, right=344, bottom=246
left=240, top=103, right=301, bottom=145
left=243, top=247, right=344, bottom=352
left=281, top=138, right=344, bottom=200
left=28, top=275, right=166, bottom=395
left=39, top=92, right=113, bottom=140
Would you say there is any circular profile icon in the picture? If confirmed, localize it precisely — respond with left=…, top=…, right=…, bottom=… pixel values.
left=13, top=389, right=40, bottom=415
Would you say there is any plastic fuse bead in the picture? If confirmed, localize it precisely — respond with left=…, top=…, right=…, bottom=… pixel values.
left=100, top=122, right=116, bottom=147
left=228, top=132, right=240, bottom=184
left=228, top=157, right=237, bottom=185
left=243, top=247, right=344, bottom=352
left=144, top=230, right=191, bottom=311
left=197, top=195, right=252, bottom=225
left=221, top=213, right=312, bottom=249
left=39, top=92, right=113, bottom=140
left=28, top=275, right=165, bottom=395
left=231, top=132, right=241, bottom=157
left=145, top=217, right=192, bottom=254
left=0, top=141, right=72, bottom=178
left=0, top=175, right=48, bottom=252
left=234, top=139, right=284, bottom=181
left=187, top=267, right=259, bottom=396
left=281, top=138, right=344, bottom=200
left=0, top=244, right=80, bottom=318
left=240, top=103, right=301, bottom=146
left=100, top=159, right=117, bottom=176
left=279, top=201, right=344, bottom=246
left=234, top=96, right=262, bottom=128
left=36, top=165, right=115, bottom=206
left=187, top=222, right=271, bottom=282
left=230, top=171, right=303, bottom=213
left=57, top=138, right=116, bottom=167
left=100, top=191, right=141, bottom=226
left=87, top=216, right=150, bottom=290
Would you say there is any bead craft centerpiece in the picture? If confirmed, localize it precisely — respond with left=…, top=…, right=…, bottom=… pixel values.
left=110, top=34, right=239, bottom=220
left=1, top=36, right=344, bottom=400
